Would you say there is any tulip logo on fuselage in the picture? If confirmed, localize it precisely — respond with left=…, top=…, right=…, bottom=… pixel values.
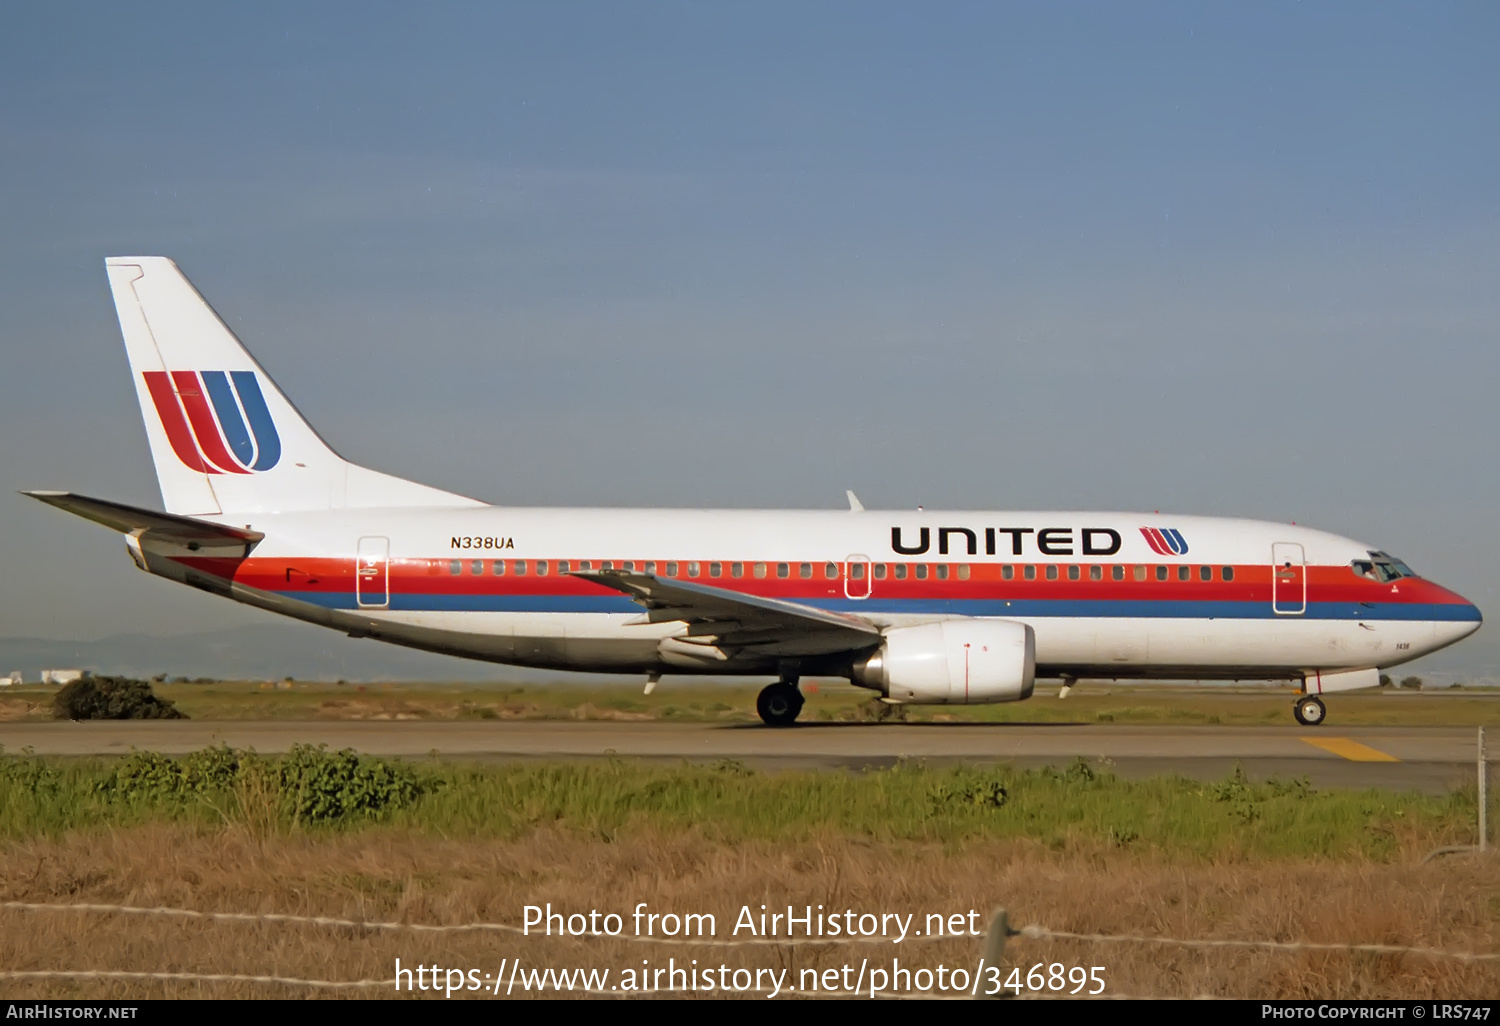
left=1139, top=527, right=1189, bottom=556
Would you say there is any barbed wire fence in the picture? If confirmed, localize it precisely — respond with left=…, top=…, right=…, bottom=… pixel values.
left=2, top=898, right=1495, bottom=999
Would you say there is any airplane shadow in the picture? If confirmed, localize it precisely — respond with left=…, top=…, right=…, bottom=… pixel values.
left=717, top=720, right=1095, bottom=731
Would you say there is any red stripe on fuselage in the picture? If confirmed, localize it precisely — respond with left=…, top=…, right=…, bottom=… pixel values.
left=170, top=371, right=249, bottom=474
left=175, top=556, right=1473, bottom=609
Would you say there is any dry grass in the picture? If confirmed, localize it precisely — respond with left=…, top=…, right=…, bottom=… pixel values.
left=1, top=825, right=1496, bottom=1000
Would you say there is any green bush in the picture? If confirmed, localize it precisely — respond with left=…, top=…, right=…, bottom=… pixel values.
left=274, top=744, right=424, bottom=822
left=91, top=744, right=424, bottom=824
left=53, top=676, right=185, bottom=721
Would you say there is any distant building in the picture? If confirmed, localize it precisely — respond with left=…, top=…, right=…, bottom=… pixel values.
left=41, top=669, right=88, bottom=685
left=2, top=671, right=20, bottom=687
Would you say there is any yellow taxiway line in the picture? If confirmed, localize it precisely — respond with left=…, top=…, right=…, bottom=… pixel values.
left=1301, top=737, right=1400, bottom=762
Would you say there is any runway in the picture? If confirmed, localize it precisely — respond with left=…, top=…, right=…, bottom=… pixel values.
left=0, top=720, right=1486, bottom=792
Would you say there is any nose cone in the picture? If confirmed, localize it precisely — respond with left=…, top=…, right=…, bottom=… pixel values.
left=1425, top=579, right=1482, bottom=648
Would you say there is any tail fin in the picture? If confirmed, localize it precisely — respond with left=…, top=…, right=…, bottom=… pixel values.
left=105, top=257, right=482, bottom=515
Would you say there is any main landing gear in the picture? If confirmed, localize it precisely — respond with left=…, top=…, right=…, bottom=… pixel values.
left=756, top=677, right=804, bottom=727
left=1293, top=695, right=1326, bottom=727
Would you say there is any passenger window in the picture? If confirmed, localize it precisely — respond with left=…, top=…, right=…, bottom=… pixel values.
left=644, top=561, right=657, bottom=575
left=449, top=560, right=461, bottom=575
left=777, top=563, right=790, bottom=579
left=1090, top=565, right=1103, bottom=581
left=850, top=564, right=866, bottom=580
left=513, top=560, right=526, bottom=576
left=1024, top=565, right=1036, bottom=581
left=894, top=565, right=908, bottom=580
left=1002, top=565, right=1014, bottom=580
left=1155, top=565, right=1167, bottom=581
left=578, top=560, right=592, bottom=571
left=936, top=565, right=949, bottom=580
left=666, top=562, right=679, bottom=577
left=537, top=561, right=549, bottom=576
left=1178, top=566, right=1190, bottom=582
left=688, top=561, right=701, bottom=578
left=1067, top=565, right=1080, bottom=581
left=957, top=565, right=970, bottom=580
left=1046, top=565, right=1059, bottom=581
left=1134, top=565, right=1147, bottom=581
left=1111, top=565, right=1123, bottom=581
left=557, top=560, right=570, bottom=573
left=1199, top=565, right=1212, bottom=582
left=799, top=562, right=812, bottom=579
left=600, top=561, right=612, bottom=570
left=710, top=562, right=722, bottom=578
left=754, top=562, right=767, bottom=579
left=915, top=564, right=928, bottom=580
left=471, top=560, right=482, bottom=575
left=492, top=559, right=505, bottom=575
left=731, top=562, right=744, bottom=578
left=825, top=562, right=838, bottom=579
left=874, top=564, right=887, bottom=580
left=1222, top=566, right=1235, bottom=582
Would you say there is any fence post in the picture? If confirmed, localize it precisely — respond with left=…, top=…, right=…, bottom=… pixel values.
left=1480, top=726, right=1488, bottom=854
left=978, top=909, right=1016, bottom=999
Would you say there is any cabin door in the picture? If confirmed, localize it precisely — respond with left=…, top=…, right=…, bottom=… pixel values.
left=356, top=536, right=390, bottom=608
left=1271, top=542, right=1306, bottom=615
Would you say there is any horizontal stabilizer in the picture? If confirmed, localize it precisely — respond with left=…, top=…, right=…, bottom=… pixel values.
left=22, top=491, right=264, bottom=545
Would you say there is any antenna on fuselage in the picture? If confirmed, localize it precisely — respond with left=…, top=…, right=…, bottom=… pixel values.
left=846, top=490, right=864, bottom=513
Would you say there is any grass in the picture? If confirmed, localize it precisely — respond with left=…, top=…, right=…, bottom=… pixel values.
left=4, top=678, right=1498, bottom=726
left=1, top=747, right=1496, bottom=999
left=2, top=822, right=1497, bottom=999
left=0, top=746, right=1483, bottom=861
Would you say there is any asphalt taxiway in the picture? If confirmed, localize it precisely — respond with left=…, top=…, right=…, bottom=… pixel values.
left=0, top=720, right=1486, bottom=792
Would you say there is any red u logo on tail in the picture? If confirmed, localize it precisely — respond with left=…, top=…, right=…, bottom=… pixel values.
left=143, top=371, right=281, bottom=474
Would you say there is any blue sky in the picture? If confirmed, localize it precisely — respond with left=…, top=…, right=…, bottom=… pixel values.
left=3, top=3, right=1497, bottom=675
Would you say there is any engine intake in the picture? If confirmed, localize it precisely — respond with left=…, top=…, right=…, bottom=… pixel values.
left=852, top=619, right=1035, bottom=704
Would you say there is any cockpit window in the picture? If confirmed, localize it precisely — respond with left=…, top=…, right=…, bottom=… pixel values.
left=1353, top=551, right=1418, bottom=582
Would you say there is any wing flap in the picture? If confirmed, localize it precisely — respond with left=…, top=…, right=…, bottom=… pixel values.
left=570, top=568, right=881, bottom=657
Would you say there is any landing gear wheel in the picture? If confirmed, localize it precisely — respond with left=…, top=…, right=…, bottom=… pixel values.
left=756, top=682, right=804, bottom=727
left=1293, top=696, right=1326, bottom=727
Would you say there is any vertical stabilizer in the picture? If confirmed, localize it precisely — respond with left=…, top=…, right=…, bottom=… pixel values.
left=106, top=257, right=482, bottom=515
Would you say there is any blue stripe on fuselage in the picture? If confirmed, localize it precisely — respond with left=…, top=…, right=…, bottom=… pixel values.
left=283, top=590, right=1480, bottom=622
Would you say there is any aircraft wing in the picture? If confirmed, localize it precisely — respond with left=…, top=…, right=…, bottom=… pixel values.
left=569, top=569, right=881, bottom=658
left=23, top=491, right=264, bottom=546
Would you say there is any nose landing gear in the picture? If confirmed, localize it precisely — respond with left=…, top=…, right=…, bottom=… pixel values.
left=756, top=677, right=804, bottom=727
left=1292, top=695, right=1326, bottom=727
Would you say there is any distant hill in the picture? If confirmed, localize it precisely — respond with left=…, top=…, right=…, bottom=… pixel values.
left=0, top=622, right=577, bottom=684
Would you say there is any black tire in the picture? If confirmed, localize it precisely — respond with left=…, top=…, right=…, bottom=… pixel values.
left=756, top=682, right=804, bottom=727
left=1293, top=696, right=1326, bottom=727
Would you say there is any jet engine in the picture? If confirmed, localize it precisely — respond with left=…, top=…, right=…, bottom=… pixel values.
left=851, top=619, right=1036, bottom=704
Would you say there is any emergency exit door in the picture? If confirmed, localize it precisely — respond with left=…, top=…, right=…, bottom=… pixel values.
left=356, top=536, right=390, bottom=608
left=845, top=554, right=871, bottom=600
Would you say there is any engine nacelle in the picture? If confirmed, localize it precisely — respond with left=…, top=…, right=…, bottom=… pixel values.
left=851, top=619, right=1036, bottom=704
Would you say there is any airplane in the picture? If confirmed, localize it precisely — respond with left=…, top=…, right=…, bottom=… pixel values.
left=25, top=257, right=1482, bottom=727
